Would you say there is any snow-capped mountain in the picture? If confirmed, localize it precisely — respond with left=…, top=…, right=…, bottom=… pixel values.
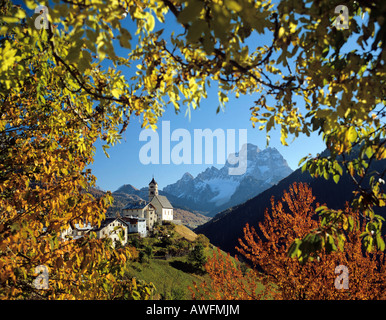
left=163, top=143, right=293, bottom=216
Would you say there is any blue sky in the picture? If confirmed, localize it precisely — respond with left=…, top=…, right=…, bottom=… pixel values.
left=19, top=0, right=321, bottom=191
left=89, top=91, right=326, bottom=191
left=21, top=1, right=356, bottom=192
left=15, top=2, right=379, bottom=193
left=88, top=8, right=330, bottom=192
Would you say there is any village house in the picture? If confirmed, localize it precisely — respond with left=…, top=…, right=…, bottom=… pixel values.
left=121, top=199, right=157, bottom=230
left=122, top=177, right=174, bottom=230
left=59, top=215, right=148, bottom=246
left=121, top=216, right=147, bottom=238
left=93, top=217, right=128, bottom=247
left=61, top=178, right=174, bottom=244
left=150, top=195, right=173, bottom=222
left=60, top=222, right=93, bottom=241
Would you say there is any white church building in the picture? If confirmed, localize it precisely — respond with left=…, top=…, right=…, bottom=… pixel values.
left=121, top=177, right=173, bottom=230
left=148, top=177, right=173, bottom=222
left=59, top=178, right=175, bottom=244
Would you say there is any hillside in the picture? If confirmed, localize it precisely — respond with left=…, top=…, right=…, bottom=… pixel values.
left=196, top=158, right=386, bottom=256
left=124, top=223, right=246, bottom=300
left=173, top=209, right=211, bottom=229
left=173, top=223, right=199, bottom=242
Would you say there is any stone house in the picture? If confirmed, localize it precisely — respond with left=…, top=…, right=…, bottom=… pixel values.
left=60, top=222, right=93, bottom=241
left=93, top=217, right=128, bottom=247
left=121, top=216, right=147, bottom=238
left=121, top=200, right=157, bottom=230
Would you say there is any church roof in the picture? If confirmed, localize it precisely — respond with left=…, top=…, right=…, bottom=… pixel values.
left=122, top=199, right=149, bottom=210
left=149, top=177, right=157, bottom=185
left=152, top=195, right=173, bottom=209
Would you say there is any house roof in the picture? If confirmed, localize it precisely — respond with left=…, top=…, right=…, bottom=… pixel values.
left=151, top=195, right=173, bottom=209
left=122, top=199, right=149, bottom=210
left=121, top=216, right=146, bottom=225
left=74, top=222, right=93, bottom=231
left=93, top=217, right=124, bottom=231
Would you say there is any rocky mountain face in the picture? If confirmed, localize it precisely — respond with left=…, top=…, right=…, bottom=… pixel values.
left=163, top=143, right=293, bottom=216
left=105, top=143, right=293, bottom=224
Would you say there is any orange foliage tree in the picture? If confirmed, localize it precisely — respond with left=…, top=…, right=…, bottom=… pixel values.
left=189, top=248, right=263, bottom=300
left=0, top=2, right=156, bottom=299
left=191, top=182, right=386, bottom=300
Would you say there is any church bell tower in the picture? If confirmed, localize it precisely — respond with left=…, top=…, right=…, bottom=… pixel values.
left=148, top=176, right=158, bottom=201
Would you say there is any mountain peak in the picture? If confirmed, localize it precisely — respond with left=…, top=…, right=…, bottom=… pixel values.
left=243, top=143, right=260, bottom=152
left=115, top=184, right=139, bottom=193
left=232, top=143, right=260, bottom=155
left=265, top=146, right=280, bottom=153
left=163, top=145, right=292, bottom=215
left=182, top=172, right=194, bottom=180
left=226, top=143, right=261, bottom=162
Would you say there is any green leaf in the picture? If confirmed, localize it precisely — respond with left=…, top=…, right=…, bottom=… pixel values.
left=363, top=235, right=374, bottom=252
left=376, top=234, right=385, bottom=251
left=147, top=14, right=155, bottom=32
left=348, top=216, right=354, bottom=231
left=266, top=116, right=275, bottom=132
left=224, top=0, right=243, bottom=12
left=187, top=19, right=206, bottom=42
left=111, top=89, right=121, bottom=98
left=298, top=155, right=308, bottom=167
left=346, top=126, right=357, bottom=143
left=325, top=234, right=337, bottom=253
left=278, top=27, right=285, bottom=39
left=366, top=221, right=375, bottom=234
left=102, top=144, right=110, bottom=158
left=365, top=146, right=374, bottom=159
left=287, top=239, right=301, bottom=258
left=177, top=0, right=204, bottom=25
left=2, top=16, right=20, bottom=23
left=78, top=50, right=92, bottom=73
left=333, top=162, right=343, bottom=175
left=315, top=205, right=328, bottom=213
left=67, top=43, right=83, bottom=63
left=117, top=27, right=132, bottom=49
left=203, top=34, right=215, bottom=54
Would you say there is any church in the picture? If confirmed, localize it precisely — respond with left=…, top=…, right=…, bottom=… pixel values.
left=121, top=177, right=173, bottom=231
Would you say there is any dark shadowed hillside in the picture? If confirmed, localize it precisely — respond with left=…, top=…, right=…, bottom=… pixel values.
left=195, top=158, right=386, bottom=256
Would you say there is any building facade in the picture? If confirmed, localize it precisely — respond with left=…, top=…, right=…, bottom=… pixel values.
left=121, top=200, right=157, bottom=230
left=60, top=222, right=93, bottom=241
left=122, top=178, right=174, bottom=232
left=93, top=218, right=128, bottom=247
left=148, top=178, right=173, bottom=222
left=121, top=216, right=147, bottom=238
